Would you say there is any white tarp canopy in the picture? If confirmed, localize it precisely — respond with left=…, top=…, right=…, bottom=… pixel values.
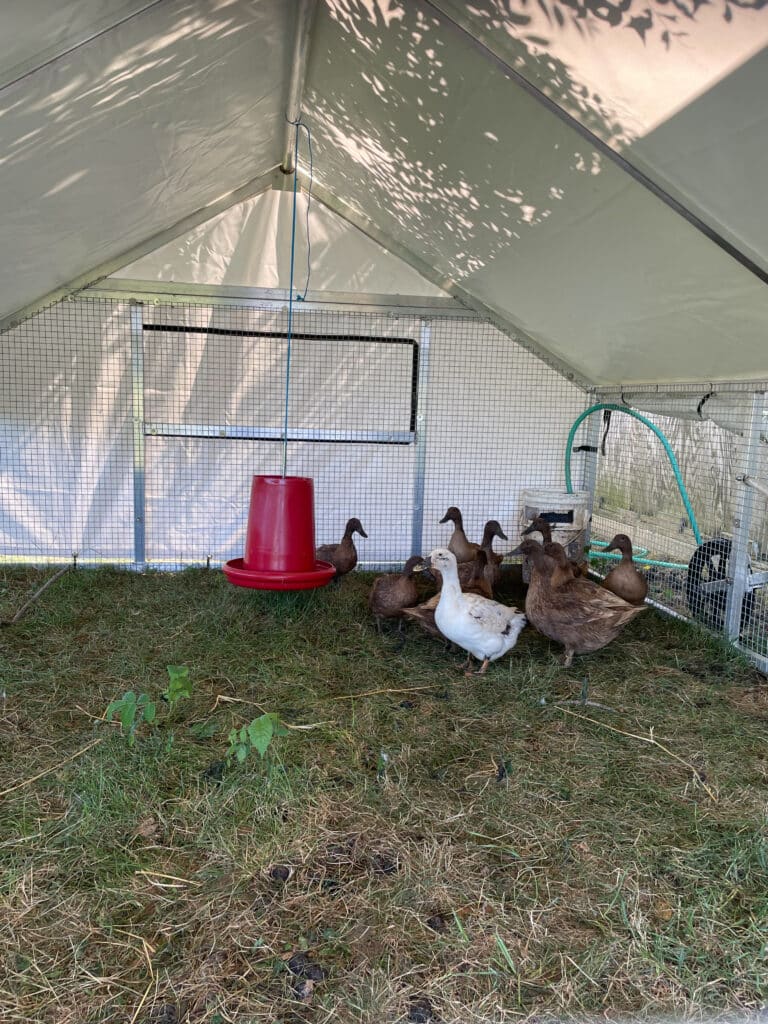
left=114, top=189, right=447, bottom=297
left=1, top=0, right=767, bottom=387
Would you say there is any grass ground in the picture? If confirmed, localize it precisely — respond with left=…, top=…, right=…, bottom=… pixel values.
left=1, top=565, right=767, bottom=1024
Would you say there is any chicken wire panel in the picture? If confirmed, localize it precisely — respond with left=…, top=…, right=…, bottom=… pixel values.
left=753, top=433, right=768, bottom=664
left=141, top=303, right=422, bottom=567
left=145, top=437, right=415, bottom=566
left=421, top=319, right=586, bottom=557
left=0, top=295, right=593, bottom=575
left=589, top=388, right=768, bottom=666
left=0, top=298, right=134, bottom=565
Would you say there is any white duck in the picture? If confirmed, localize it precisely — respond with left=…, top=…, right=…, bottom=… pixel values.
left=428, top=548, right=527, bottom=676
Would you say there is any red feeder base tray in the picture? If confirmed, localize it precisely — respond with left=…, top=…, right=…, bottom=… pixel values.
left=223, top=557, right=336, bottom=591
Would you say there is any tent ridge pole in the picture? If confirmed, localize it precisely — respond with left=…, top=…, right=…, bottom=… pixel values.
left=280, top=0, right=318, bottom=174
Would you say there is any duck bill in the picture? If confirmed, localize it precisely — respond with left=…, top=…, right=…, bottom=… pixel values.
left=418, top=556, right=436, bottom=583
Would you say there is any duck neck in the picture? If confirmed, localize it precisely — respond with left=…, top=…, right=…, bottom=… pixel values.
left=528, top=552, right=555, bottom=592
left=452, top=524, right=468, bottom=544
left=438, top=561, right=462, bottom=601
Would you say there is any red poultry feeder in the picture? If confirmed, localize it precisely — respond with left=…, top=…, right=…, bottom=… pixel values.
left=223, top=475, right=335, bottom=591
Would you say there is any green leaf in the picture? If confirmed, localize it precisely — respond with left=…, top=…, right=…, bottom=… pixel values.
left=247, top=715, right=274, bottom=757
left=266, top=712, right=290, bottom=737
left=119, top=702, right=136, bottom=732
left=236, top=744, right=248, bottom=763
left=143, top=701, right=156, bottom=724
left=164, top=665, right=192, bottom=705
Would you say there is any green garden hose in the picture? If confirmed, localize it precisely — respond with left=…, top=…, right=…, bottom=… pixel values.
left=565, top=404, right=703, bottom=566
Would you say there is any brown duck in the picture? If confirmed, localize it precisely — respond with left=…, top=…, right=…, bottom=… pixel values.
left=602, top=533, right=648, bottom=605
left=521, top=516, right=589, bottom=576
left=460, top=548, right=495, bottom=599
left=477, top=519, right=508, bottom=581
left=439, top=506, right=478, bottom=563
left=512, top=538, right=646, bottom=667
left=440, top=510, right=507, bottom=567
left=315, top=517, right=367, bottom=577
left=369, top=556, right=426, bottom=632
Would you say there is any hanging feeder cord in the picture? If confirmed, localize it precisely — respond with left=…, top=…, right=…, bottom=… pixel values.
left=281, top=122, right=300, bottom=476
left=281, top=118, right=313, bottom=476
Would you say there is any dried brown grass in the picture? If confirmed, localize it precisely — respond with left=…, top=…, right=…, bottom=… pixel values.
left=1, top=566, right=767, bottom=1023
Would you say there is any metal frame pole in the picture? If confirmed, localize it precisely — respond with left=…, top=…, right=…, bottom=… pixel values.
left=130, top=303, right=146, bottom=568
left=578, top=399, right=602, bottom=550
left=724, top=390, right=764, bottom=640
left=411, top=319, right=432, bottom=557
left=280, top=0, right=318, bottom=173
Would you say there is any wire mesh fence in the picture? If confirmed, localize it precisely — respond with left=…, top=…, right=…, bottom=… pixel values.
left=587, top=386, right=768, bottom=669
left=2, top=294, right=766, bottom=668
left=0, top=294, right=585, bottom=572
left=0, top=298, right=135, bottom=565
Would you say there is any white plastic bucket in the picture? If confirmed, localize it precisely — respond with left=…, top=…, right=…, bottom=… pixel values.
left=519, top=488, right=592, bottom=580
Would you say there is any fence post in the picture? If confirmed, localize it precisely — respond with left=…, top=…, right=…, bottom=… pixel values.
left=724, top=390, right=764, bottom=640
left=411, top=319, right=432, bottom=558
left=130, top=302, right=146, bottom=568
left=579, top=396, right=602, bottom=550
